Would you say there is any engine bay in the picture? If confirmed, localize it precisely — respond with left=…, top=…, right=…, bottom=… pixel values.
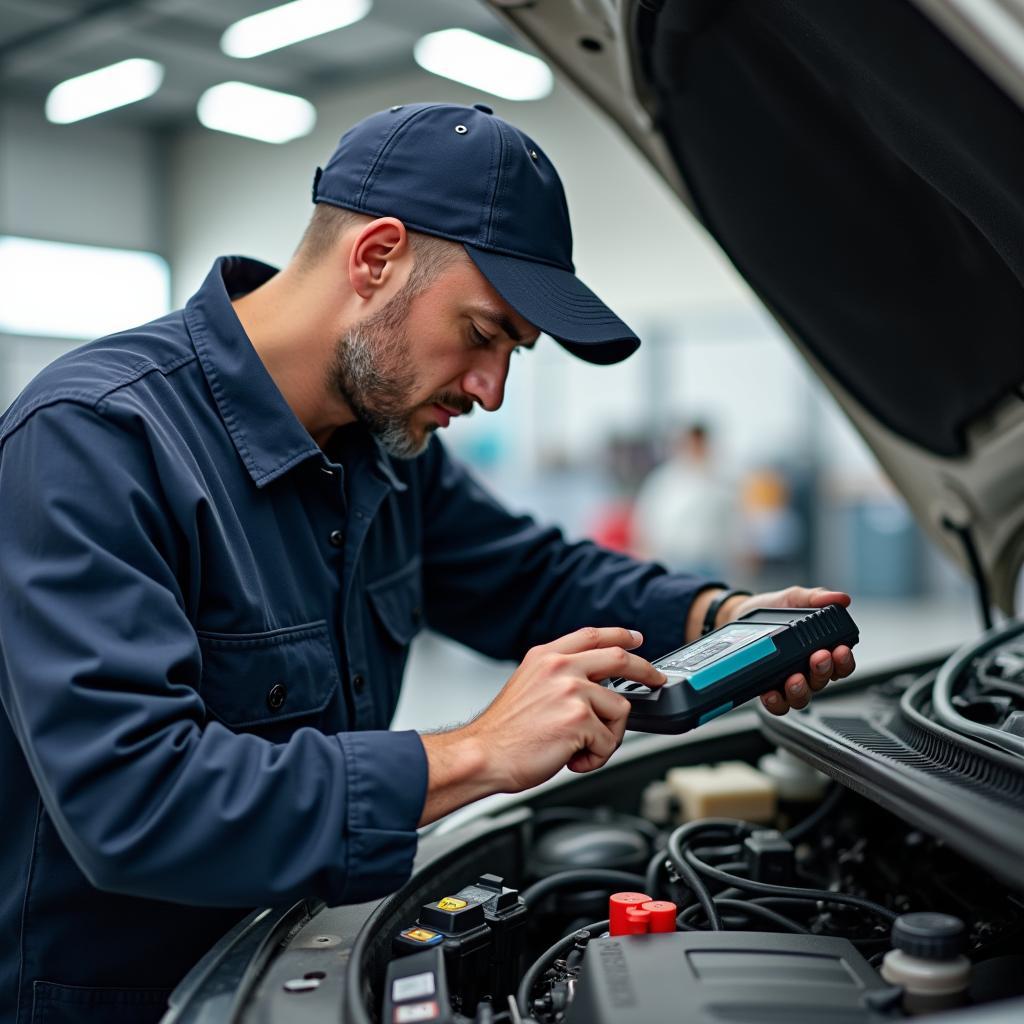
left=374, top=766, right=1023, bottom=1023
left=164, top=623, right=1024, bottom=1024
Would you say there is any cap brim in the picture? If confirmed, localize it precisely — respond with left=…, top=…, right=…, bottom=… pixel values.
left=464, top=244, right=640, bottom=365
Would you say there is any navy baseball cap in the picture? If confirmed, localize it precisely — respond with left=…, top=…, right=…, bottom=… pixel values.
left=311, top=102, right=639, bottom=365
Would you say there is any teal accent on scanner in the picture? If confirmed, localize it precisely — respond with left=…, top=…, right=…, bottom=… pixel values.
left=687, top=636, right=778, bottom=691
left=697, top=701, right=733, bottom=726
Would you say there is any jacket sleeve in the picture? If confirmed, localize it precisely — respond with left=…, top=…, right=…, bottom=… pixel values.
left=417, top=438, right=722, bottom=663
left=0, top=401, right=426, bottom=908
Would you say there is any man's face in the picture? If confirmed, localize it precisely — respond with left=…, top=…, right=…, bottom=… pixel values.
left=328, top=255, right=539, bottom=458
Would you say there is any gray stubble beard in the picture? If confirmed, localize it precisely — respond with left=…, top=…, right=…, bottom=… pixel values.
left=328, top=291, right=428, bottom=460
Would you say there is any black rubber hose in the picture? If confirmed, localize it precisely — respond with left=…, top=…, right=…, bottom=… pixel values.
left=933, top=619, right=1024, bottom=757
left=683, top=849, right=897, bottom=923
left=677, top=898, right=810, bottom=934
left=747, top=896, right=889, bottom=945
left=783, top=783, right=844, bottom=842
left=749, top=897, right=817, bottom=914
left=666, top=821, right=751, bottom=930
left=645, top=842, right=732, bottom=899
left=516, top=920, right=608, bottom=1017
left=691, top=842, right=743, bottom=860
left=645, top=848, right=666, bottom=898
left=716, top=861, right=748, bottom=875
left=903, top=650, right=1024, bottom=767
left=520, top=869, right=647, bottom=908
left=981, top=677, right=1024, bottom=701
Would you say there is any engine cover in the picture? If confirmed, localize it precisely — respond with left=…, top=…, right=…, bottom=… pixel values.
left=565, top=930, right=895, bottom=1023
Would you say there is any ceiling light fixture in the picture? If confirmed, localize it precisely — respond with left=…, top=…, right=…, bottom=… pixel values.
left=413, top=28, right=554, bottom=101
left=0, top=237, right=169, bottom=340
left=196, top=82, right=317, bottom=144
left=221, top=0, right=372, bottom=59
left=45, top=58, right=164, bottom=124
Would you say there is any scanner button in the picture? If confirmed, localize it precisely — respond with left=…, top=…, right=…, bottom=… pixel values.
left=621, top=682, right=652, bottom=694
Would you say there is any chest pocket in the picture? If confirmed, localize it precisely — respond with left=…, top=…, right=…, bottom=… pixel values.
left=365, top=558, right=423, bottom=705
left=197, top=621, right=340, bottom=740
left=31, top=980, right=172, bottom=1024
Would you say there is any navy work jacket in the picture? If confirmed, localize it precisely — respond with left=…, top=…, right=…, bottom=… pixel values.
left=0, top=256, right=712, bottom=1023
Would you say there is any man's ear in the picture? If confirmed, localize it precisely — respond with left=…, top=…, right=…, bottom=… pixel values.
left=349, top=217, right=409, bottom=299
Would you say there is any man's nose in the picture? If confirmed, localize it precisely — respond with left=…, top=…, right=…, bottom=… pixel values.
left=462, top=361, right=508, bottom=413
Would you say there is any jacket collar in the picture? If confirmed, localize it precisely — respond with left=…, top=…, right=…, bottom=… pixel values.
left=185, top=256, right=321, bottom=488
left=183, top=255, right=407, bottom=493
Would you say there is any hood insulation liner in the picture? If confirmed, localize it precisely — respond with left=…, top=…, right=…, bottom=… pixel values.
left=644, top=0, right=1024, bottom=456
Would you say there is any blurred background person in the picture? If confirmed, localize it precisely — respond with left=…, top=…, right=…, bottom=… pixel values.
left=738, top=463, right=809, bottom=591
left=588, top=431, right=657, bottom=554
left=631, top=421, right=738, bottom=578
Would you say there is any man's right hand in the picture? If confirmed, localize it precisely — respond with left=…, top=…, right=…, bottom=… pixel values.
left=418, top=627, right=667, bottom=826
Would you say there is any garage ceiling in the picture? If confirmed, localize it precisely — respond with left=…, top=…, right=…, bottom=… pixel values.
left=0, top=0, right=518, bottom=128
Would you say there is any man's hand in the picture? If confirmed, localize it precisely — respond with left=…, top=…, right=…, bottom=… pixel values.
left=722, top=586, right=856, bottom=715
left=418, top=627, right=666, bottom=825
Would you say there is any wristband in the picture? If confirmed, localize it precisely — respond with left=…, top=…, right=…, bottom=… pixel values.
left=701, top=588, right=752, bottom=636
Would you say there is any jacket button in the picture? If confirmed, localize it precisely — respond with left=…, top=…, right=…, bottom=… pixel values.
left=267, top=682, right=287, bottom=711
left=352, top=674, right=366, bottom=694
left=328, top=529, right=344, bottom=548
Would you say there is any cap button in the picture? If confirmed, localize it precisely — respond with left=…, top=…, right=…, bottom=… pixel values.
left=473, top=103, right=493, bottom=114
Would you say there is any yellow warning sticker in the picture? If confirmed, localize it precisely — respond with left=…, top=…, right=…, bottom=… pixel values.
left=403, top=928, right=439, bottom=942
left=436, top=897, right=467, bottom=911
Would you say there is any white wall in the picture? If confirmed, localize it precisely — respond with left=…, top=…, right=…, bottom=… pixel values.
left=0, top=101, right=165, bottom=251
left=0, top=100, right=169, bottom=405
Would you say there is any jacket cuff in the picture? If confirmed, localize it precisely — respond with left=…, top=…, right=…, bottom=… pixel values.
left=336, top=729, right=428, bottom=903
left=638, top=575, right=727, bottom=659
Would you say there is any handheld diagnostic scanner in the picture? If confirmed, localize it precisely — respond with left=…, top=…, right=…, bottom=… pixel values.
left=605, top=605, right=859, bottom=735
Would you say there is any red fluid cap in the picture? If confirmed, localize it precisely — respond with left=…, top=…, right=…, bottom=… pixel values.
left=624, top=906, right=651, bottom=934
left=641, top=900, right=678, bottom=933
left=609, top=892, right=652, bottom=936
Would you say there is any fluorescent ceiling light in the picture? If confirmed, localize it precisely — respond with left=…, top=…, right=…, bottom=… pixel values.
left=45, top=58, right=164, bottom=124
left=196, top=82, right=316, bottom=144
left=0, top=237, right=169, bottom=341
left=221, top=0, right=372, bottom=59
left=413, top=29, right=553, bottom=101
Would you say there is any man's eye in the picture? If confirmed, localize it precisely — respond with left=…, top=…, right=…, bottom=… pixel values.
left=470, top=326, right=491, bottom=348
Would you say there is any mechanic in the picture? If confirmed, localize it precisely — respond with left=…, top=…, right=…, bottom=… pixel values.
left=0, top=103, right=855, bottom=1022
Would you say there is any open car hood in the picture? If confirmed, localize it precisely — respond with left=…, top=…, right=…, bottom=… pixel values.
left=488, top=0, right=1024, bottom=614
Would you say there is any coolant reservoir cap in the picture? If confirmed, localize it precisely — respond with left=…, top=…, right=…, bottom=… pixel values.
left=641, top=900, right=677, bottom=933
left=892, top=913, right=965, bottom=959
left=608, top=892, right=652, bottom=936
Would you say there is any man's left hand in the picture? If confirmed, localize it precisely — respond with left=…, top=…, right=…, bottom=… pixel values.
left=722, top=586, right=856, bottom=715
